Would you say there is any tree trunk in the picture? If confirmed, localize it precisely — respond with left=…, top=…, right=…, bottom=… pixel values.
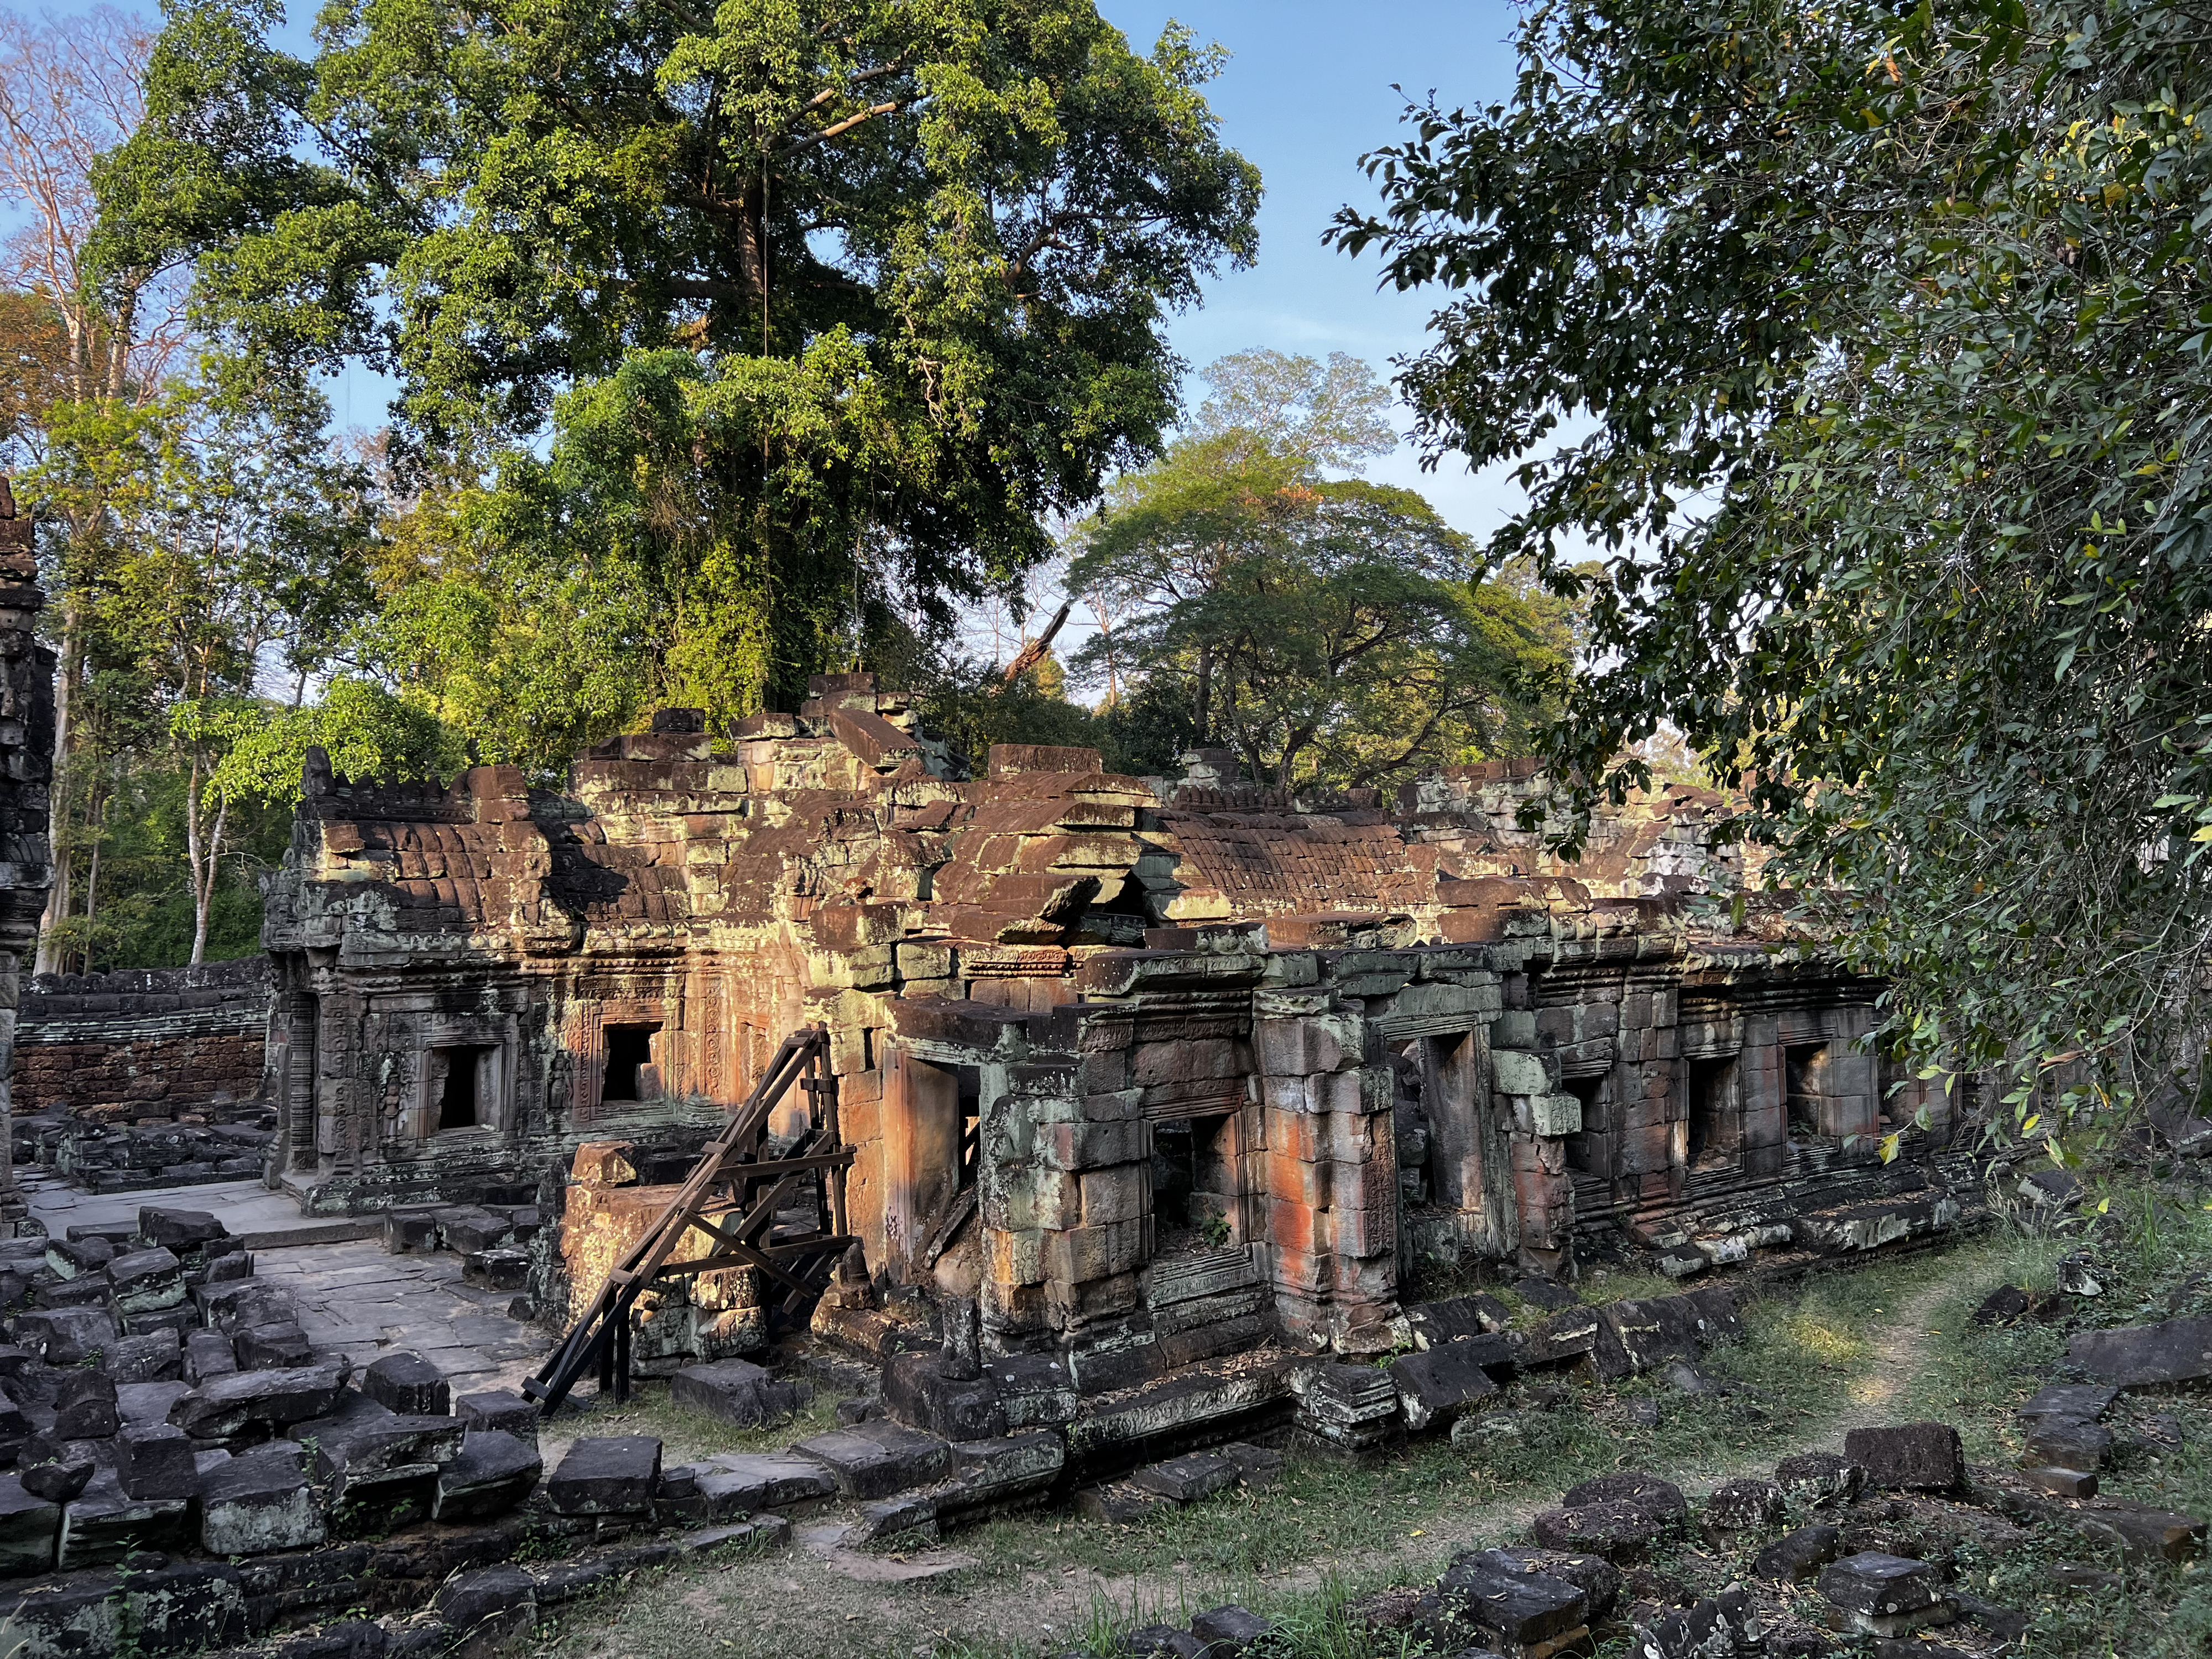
left=32, top=588, right=82, bottom=973
left=185, top=750, right=210, bottom=966
left=1193, top=639, right=1213, bottom=742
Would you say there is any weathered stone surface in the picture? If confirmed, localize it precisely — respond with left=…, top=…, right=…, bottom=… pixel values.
left=170, top=1362, right=349, bottom=1439
left=200, top=1443, right=325, bottom=1556
left=2070, top=1500, right=2207, bottom=1564
left=1844, top=1423, right=1966, bottom=1493
left=118, top=1379, right=194, bottom=1428
left=0, top=1473, right=58, bottom=1576
left=791, top=1419, right=952, bottom=1499
left=1560, top=1470, right=1688, bottom=1521
left=2021, top=1465, right=2099, bottom=1498
left=670, top=1358, right=800, bottom=1428
left=15, top=1307, right=118, bottom=1366
left=433, top=1430, right=541, bottom=1522
left=1406, top=1295, right=1512, bottom=1347
left=107, top=1328, right=182, bottom=1384
left=139, top=1208, right=226, bottom=1251
left=109, top=1248, right=186, bottom=1314
left=2018, top=1384, right=2118, bottom=1421
left=1635, top=1588, right=1759, bottom=1659
left=233, top=1322, right=315, bottom=1370
left=686, top=1451, right=836, bottom=1517
left=57, top=1468, right=191, bottom=1568
left=455, top=1388, right=538, bottom=1444
left=1531, top=1499, right=1671, bottom=1563
left=1389, top=1341, right=1504, bottom=1432
left=116, top=1423, right=200, bottom=1500
left=1121, top=1624, right=1206, bottom=1657
left=1775, top=1451, right=1865, bottom=1507
left=546, top=1434, right=662, bottom=1515
left=433, top=1563, right=536, bottom=1653
left=1075, top=1481, right=1166, bottom=1523
left=184, top=1329, right=239, bottom=1385
left=297, top=1391, right=465, bottom=1494
left=1755, top=1522, right=1843, bottom=1582
left=2022, top=1415, right=2111, bottom=1471
left=1704, top=1478, right=1786, bottom=1535
left=1189, top=1604, right=1271, bottom=1652
left=1130, top=1451, right=1238, bottom=1505
left=2067, top=1317, right=2212, bottom=1390
left=52, top=1370, right=119, bottom=1439
left=1817, top=1552, right=1950, bottom=1636
left=1218, top=1441, right=1285, bottom=1490
left=362, top=1353, right=449, bottom=1417
left=19, top=1455, right=93, bottom=1504
left=1435, top=1548, right=1589, bottom=1648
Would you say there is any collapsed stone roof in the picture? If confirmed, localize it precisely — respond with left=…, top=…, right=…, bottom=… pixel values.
left=265, top=674, right=1763, bottom=967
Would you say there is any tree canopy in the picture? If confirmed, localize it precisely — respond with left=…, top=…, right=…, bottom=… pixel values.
left=1331, top=0, right=2212, bottom=1129
left=97, top=0, right=1262, bottom=720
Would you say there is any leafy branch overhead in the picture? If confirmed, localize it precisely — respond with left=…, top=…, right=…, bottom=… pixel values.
left=1330, top=0, right=2212, bottom=1115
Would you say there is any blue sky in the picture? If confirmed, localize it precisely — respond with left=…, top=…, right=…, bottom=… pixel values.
left=1100, top=2, right=1526, bottom=534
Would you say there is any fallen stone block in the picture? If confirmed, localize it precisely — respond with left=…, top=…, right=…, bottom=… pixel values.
left=1130, top=1451, right=1238, bottom=1505
left=139, top=1207, right=227, bottom=1251
left=2067, top=1317, right=2212, bottom=1390
left=1219, top=1442, right=1285, bottom=1489
left=1754, top=1524, right=1841, bottom=1582
left=1703, top=1478, right=1786, bottom=1537
left=1390, top=1341, right=1504, bottom=1432
left=383, top=1213, right=437, bottom=1254
left=1434, top=1547, right=1589, bottom=1651
left=106, top=1327, right=182, bottom=1384
left=1122, top=1625, right=1206, bottom=1657
left=116, top=1423, right=200, bottom=1500
left=19, top=1454, right=93, bottom=1504
left=461, top=1249, right=529, bottom=1292
left=1075, top=1481, right=1166, bottom=1523
left=1290, top=1360, right=1401, bottom=1451
left=1561, top=1470, right=1688, bottom=1521
left=1531, top=1499, right=1670, bottom=1563
left=296, top=1391, right=466, bottom=1496
left=52, top=1370, right=119, bottom=1439
left=547, top=1434, right=662, bottom=1515
left=949, top=1429, right=1065, bottom=1499
left=234, top=1322, right=315, bottom=1370
left=170, top=1362, right=349, bottom=1439
left=686, top=1451, right=836, bottom=1518
left=183, top=1329, right=238, bottom=1385
left=2021, top=1465, right=2099, bottom=1499
left=118, top=1379, right=194, bottom=1427
left=2022, top=1416, right=2110, bottom=1471
left=2070, top=1499, right=2206, bottom=1564
left=1406, top=1293, right=1512, bottom=1348
left=1189, top=1605, right=1271, bottom=1653
left=434, top=1208, right=512, bottom=1256
left=2018, top=1384, right=2117, bottom=1421
left=455, top=1387, right=537, bottom=1444
left=1775, top=1451, right=1865, bottom=1507
left=434, top=1430, right=541, bottom=1522
left=108, top=1247, right=186, bottom=1314
left=57, top=1468, right=191, bottom=1568
left=200, top=1442, right=325, bottom=1555
left=15, top=1307, right=118, bottom=1366
left=0, top=1473, right=58, bottom=1575
left=363, top=1353, right=449, bottom=1417
left=1635, top=1587, right=1759, bottom=1659
left=1973, top=1284, right=2066, bottom=1327
left=44, top=1238, right=109, bottom=1281
left=791, top=1418, right=951, bottom=1499
left=670, top=1358, right=801, bottom=1428
left=1817, top=1552, right=1952, bottom=1636
left=1845, top=1423, right=1965, bottom=1493
left=433, top=1563, right=536, bottom=1656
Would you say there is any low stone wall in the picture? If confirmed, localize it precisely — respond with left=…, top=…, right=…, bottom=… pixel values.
left=12, top=960, right=270, bottom=1121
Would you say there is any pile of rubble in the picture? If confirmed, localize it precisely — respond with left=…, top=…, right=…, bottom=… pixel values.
left=1092, top=1418, right=2205, bottom=1659
left=43, top=1118, right=275, bottom=1193
left=381, top=1202, right=549, bottom=1299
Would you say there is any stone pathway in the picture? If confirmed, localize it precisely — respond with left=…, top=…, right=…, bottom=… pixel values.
left=252, top=1238, right=554, bottom=1394
left=19, top=1168, right=381, bottom=1249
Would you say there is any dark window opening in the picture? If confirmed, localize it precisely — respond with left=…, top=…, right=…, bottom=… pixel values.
left=602, top=1024, right=660, bottom=1102
left=1687, top=1055, right=1738, bottom=1170
left=1152, top=1112, right=1238, bottom=1250
left=437, top=1046, right=490, bottom=1131
left=956, top=1063, right=982, bottom=1190
left=1786, top=1043, right=1826, bottom=1139
left=1563, top=1074, right=1606, bottom=1173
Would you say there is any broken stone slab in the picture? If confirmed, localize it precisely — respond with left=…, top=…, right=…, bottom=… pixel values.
left=14, top=1307, right=118, bottom=1366
left=881, top=1351, right=1007, bottom=1441
left=670, top=1357, right=801, bottom=1428
left=1817, top=1552, right=1952, bottom=1636
left=234, top=1322, right=315, bottom=1370
left=1753, top=1523, right=1842, bottom=1582
left=19, top=1454, right=93, bottom=1504
left=1561, top=1470, right=1688, bottom=1522
left=2066, top=1316, right=2212, bottom=1390
left=2018, top=1383, right=2118, bottom=1421
left=194, top=1280, right=291, bottom=1332
left=200, top=1442, right=325, bottom=1555
left=363, top=1353, right=449, bottom=1417
left=1289, top=1360, right=1401, bottom=1450
left=1973, top=1284, right=2066, bottom=1327
left=116, top=1423, right=200, bottom=1500
left=1844, top=1423, right=1966, bottom=1493
left=52, top=1370, right=119, bottom=1439
left=2070, top=1499, right=2208, bottom=1564
left=1075, top=1481, right=1166, bottom=1524
left=296, top=1391, right=466, bottom=1493
left=1389, top=1341, right=1505, bottom=1432
left=118, top=1379, right=194, bottom=1428
left=170, top=1361, right=350, bottom=1439
left=184, top=1329, right=239, bottom=1385
left=1188, top=1605, right=1271, bottom=1653
left=1434, top=1547, right=1589, bottom=1651
left=106, top=1327, right=182, bottom=1384
left=1130, top=1451, right=1238, bottom=1505
left=2022, top=1415, right=2111, bottom=1471
left=546, top=1434, right=662, bottom=1516
left=433, top=1208, right=513, bottom=1256
left=2021, top=1465, right=2099, bottom=1499
left=1121, top=1625, right=1206, bottom=1657
left=56, top=1467, right=191, bottom=1568
left=1703, top=1478, right=1786, bottom=1537
left=1406, top=1294, right=1513, bottom=1348
left=980, top=1352, right=1078, bottom=1428
left=139, top=1207, right=227, bottom=1251
left=461, top=1249, right=529, bottom=1292
left=432, top=1563, right=536, bottom=1655
left=1775, top=1451, right=1865, bottom=1507
left=1465, top=1546, right=1620, bottom=1622
left=949, top=1429, right=1065, bottom=1499
left=454, top=1387, right=538, bottom=1445
left=44, top=1238, right=111, bottom=1281
left=432, top=1430, right=541, bottom=1522
left=108, top=1247, right=186, bottom=1314
left=1634, top=1587, right=1759, bottom=1659
left=687, top=1451, right=837, bottom=1517
left=1219, top=1441, right=1285, bottom=1489
left=1530, top=1499, right=1673, bottom=1563
left=791, top=1418, right=952, bottom=1499
left=0, top=1473, right=58, bottom=1576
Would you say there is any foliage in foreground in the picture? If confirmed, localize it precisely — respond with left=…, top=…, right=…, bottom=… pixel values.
left=1332, top=0, right=2212, bottom=1131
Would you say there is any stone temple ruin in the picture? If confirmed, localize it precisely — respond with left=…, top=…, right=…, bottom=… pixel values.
left=0, top=658, right=2036, bottom=1652
left=248, top=671, right=1975, bottom=1363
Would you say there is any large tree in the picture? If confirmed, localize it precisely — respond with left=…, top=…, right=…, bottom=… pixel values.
left=1331, top=0, right=2212, bottom=1134
left=96, top=0, right=1261, bottom=722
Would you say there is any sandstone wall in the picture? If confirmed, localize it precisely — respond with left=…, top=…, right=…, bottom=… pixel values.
left=11, top=959, right=270, bottom=1119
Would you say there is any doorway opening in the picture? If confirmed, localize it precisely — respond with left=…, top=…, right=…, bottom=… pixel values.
left=1563, top=1073, right=1608, bottom=1174
left=436, top=1046, right=492, bottom=1131
left=1686, top=1053, right=1738, bottom=1170
left=1785, top=1042, right=1827, bottom=1139
left=602, top=1024, right=661, bottom=1102
left=1152, top=1112, right=1239, bottom=1253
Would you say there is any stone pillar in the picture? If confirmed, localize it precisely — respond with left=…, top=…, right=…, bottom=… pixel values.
left=0, top=480, right=51, bottom=1235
